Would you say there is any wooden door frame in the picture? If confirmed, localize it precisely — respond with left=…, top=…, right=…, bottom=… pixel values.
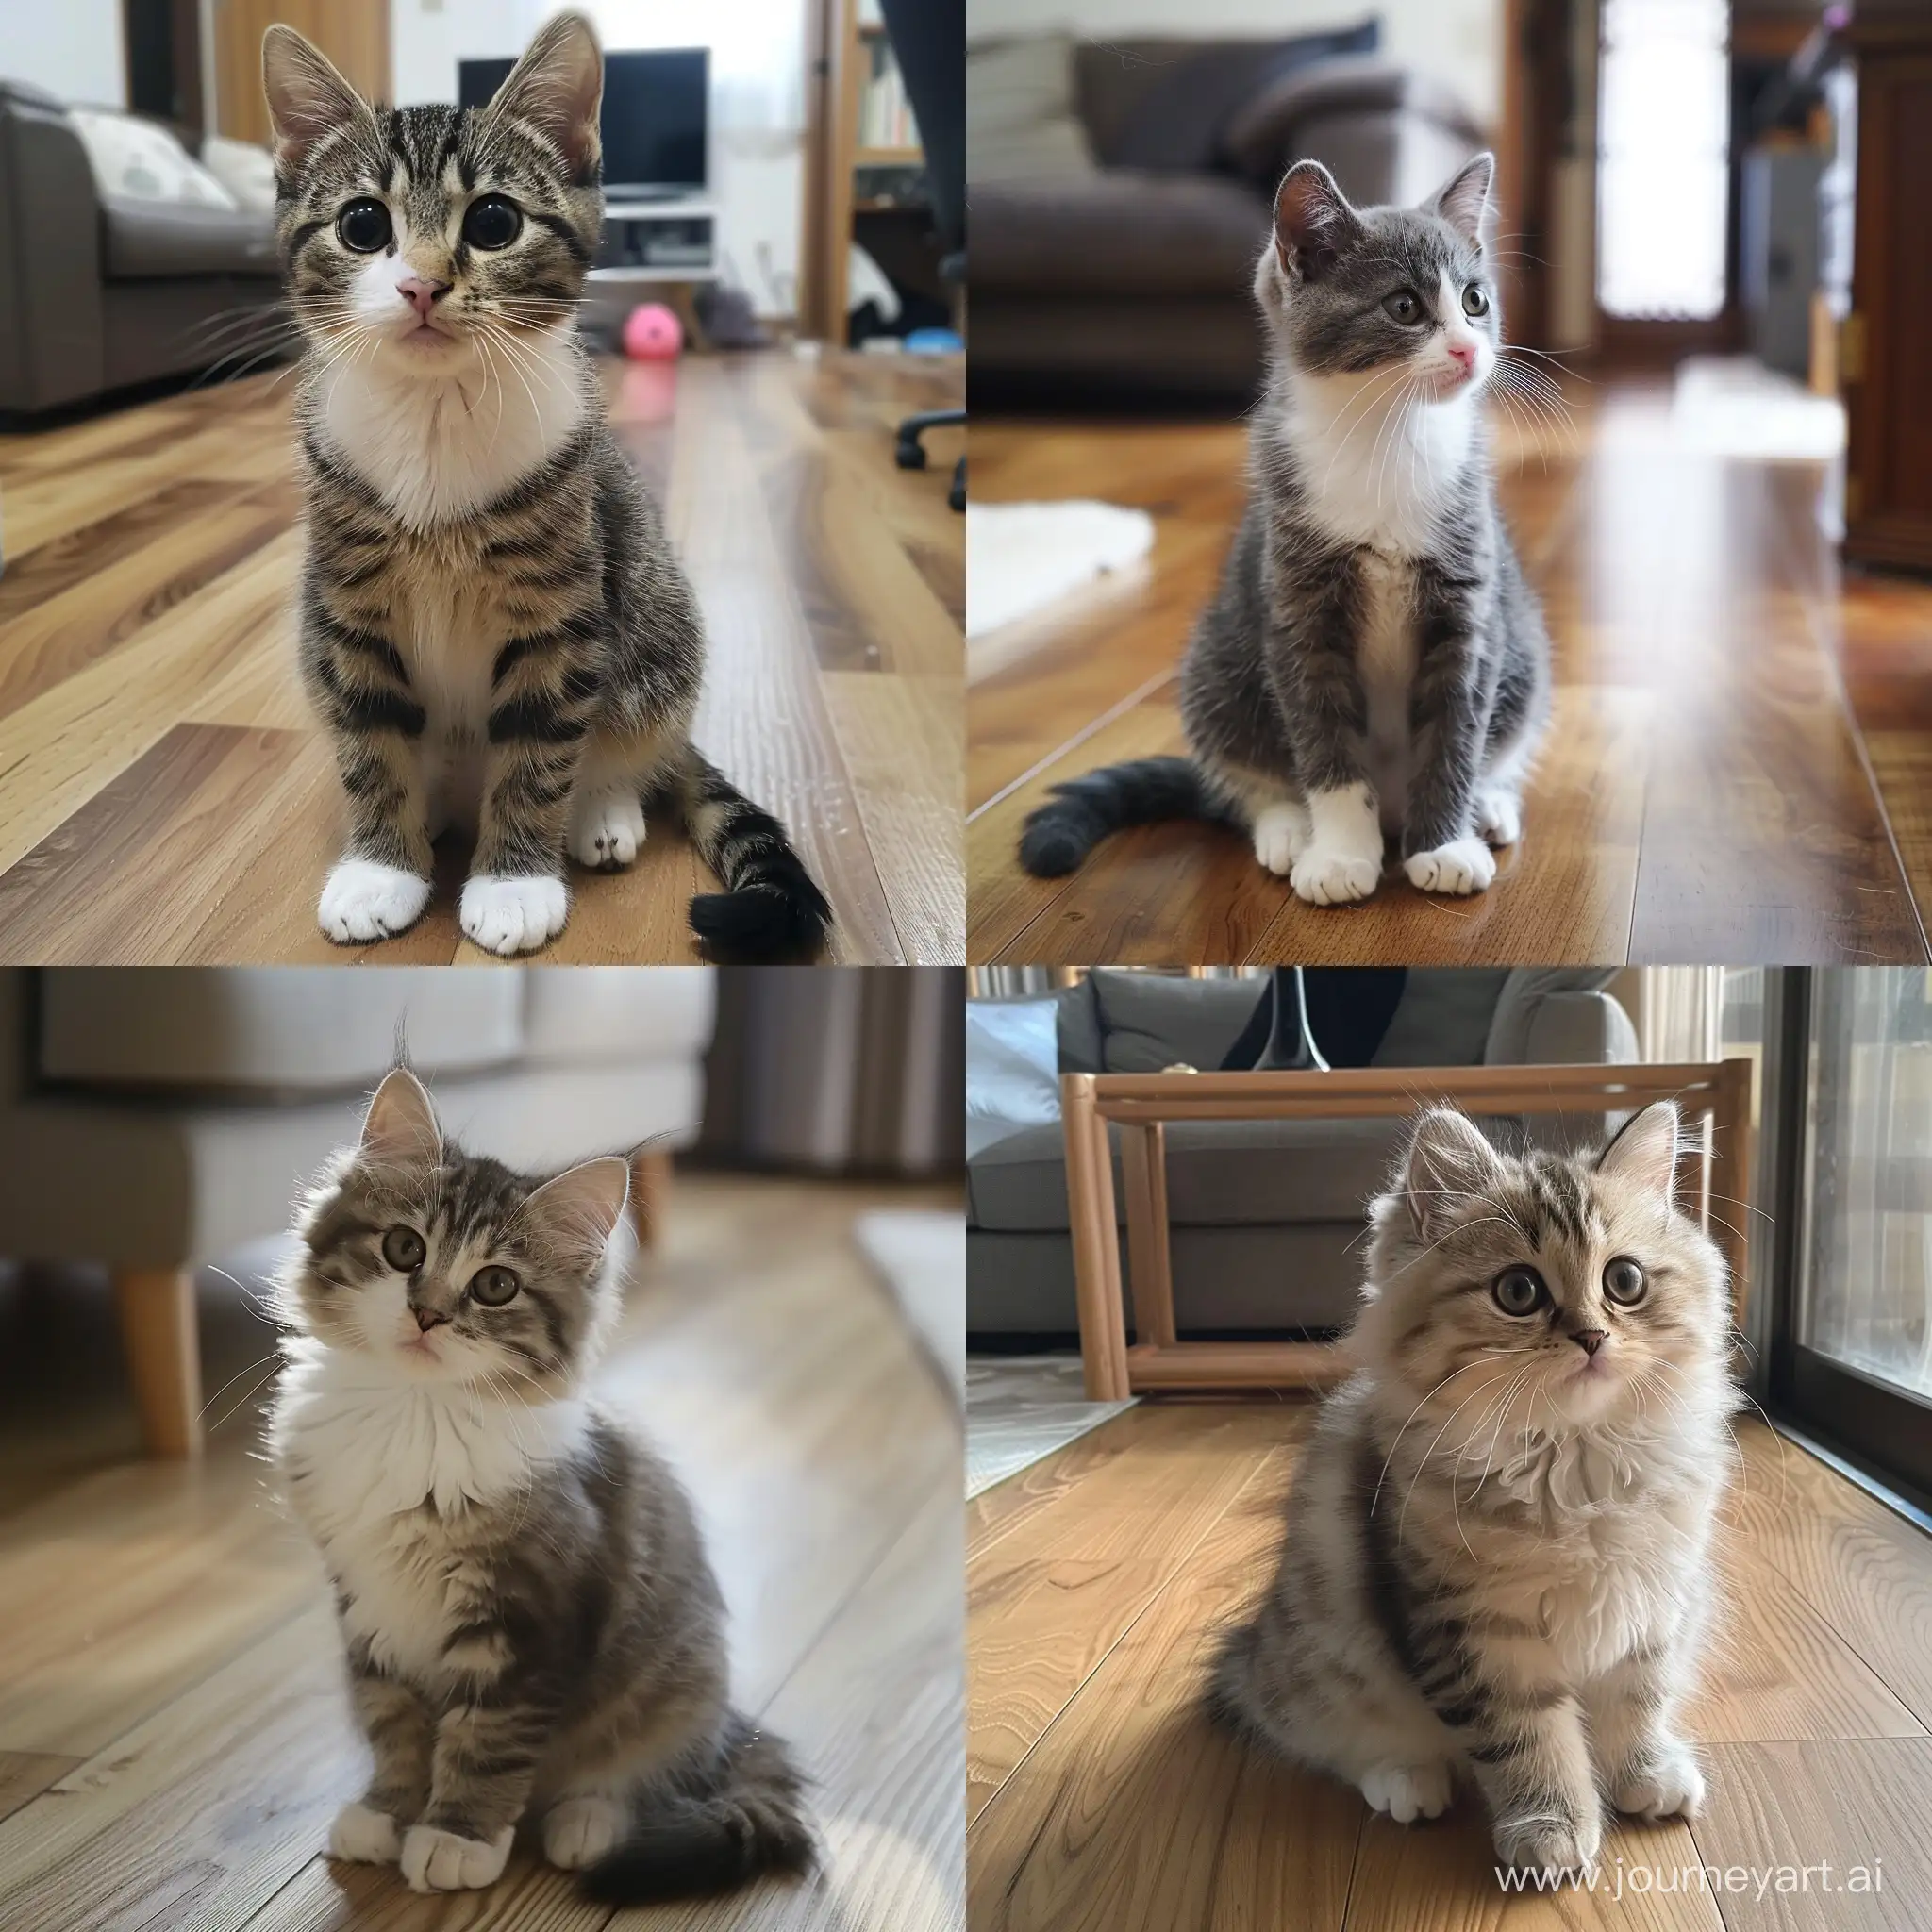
left=122, top=0, right=207, bottom=135
left=798, top=0, right=858, bottom=340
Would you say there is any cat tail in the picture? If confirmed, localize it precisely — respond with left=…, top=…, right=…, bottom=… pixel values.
left=1203, top=1618, right=1265, bottom=1736
left=1018, top=757, right=1231, bottom=876
left=579, top=1713, right=816, bottom=1906
left=662, top=750, right=833, bottom=963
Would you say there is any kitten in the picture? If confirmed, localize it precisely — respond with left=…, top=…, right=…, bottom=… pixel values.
left=1210, top=1104, right=1735, bottom=1883
left=1020, top=154, right=1552, bottom=905
left=261, top=15, right=830, bottom=960
left=267, top=1067, right=813, bottom=1901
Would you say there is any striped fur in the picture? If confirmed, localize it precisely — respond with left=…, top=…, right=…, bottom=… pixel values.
left=268, top=1068, right=814, bottom=1901
left=262, top=14, right=829, bottom=959
left=1211, top=1105, right=1737, bottom=1886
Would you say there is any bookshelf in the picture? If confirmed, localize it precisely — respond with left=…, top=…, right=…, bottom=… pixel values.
left=800, top=0, right=926, bottom=341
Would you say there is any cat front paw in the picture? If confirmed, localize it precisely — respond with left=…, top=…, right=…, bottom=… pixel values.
left=1250, top=802, right=1310, bottom=876
left=1289, top=846, right=1381, bottom=906
left=567, top=788, right=647, bottom=872
left=1492, top=1811, right=1601, bottom=1886
left=1359, top=1761, right=1453, bottom=1824
left=1405, top=838, right=1496, bottom=896
left=318, top=859, right=431, bottom=943
left=543, top=1794, right=626, bottom=1869
left=459, top=874, right=568, bottom=956
left=327, top=1800, right=401, bottom=1864
left=1614, top=1745, right=1705, bottom=1821
left=1474, top=790, right=1522, bottom=847
left=400, top=1823, right=513, bottom=1892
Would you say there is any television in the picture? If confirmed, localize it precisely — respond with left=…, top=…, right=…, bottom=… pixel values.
left=458, top=47, right=708, bottom=200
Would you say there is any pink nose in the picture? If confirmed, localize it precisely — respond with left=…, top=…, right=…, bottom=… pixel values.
left=1447, top=341, right=1476, bottom=373
left=397, top=275, right=449, bottom=320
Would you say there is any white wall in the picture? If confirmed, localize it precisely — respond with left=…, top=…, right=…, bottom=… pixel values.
left=390, top=0, right=805, bottom=316
left=5, top=1, right=126, bottom=108
left=964, top=0, right=1503, bottom=133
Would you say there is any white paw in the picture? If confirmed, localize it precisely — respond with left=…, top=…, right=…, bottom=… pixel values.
left=1615, top=1748, right=1705, bottom=1821
left=1289, top=844, right=1381, bottom=907
left=567, top=787, right=646, bottom=872
left=459, top=873, right=568, bottom=956
left=543, top=1794, right=625, bottom=1869
left=1493, top=1813, right=1601, bottom=1883
left=327, top=1800, right=400, bottom=1864
left=1359, top=1762, right=1453, bottom=1824
left=1404, top=838, right=1496, bottom=896
left=1474, top=790, right=1522, bottom=847
left=399, top=1823, right=513, bottom=1892
left=1251, top=802, right=1310, bottom=876
left=318, top=859, right=430, bottom=944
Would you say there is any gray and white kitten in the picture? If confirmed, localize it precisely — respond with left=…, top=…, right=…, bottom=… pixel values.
left=1212, top=1105, right=1735, bottom=1884
left=267, top=1067, right=812, bottom=1901
left=1021, top=154, right=1552, bottom=905
left=261, top=14, right=829, bottom=960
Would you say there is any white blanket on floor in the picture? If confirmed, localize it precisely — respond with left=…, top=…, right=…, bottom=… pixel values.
left=965, top=499, right=1156, bottom=639
left=858, top=1210, right=964, bottom=1407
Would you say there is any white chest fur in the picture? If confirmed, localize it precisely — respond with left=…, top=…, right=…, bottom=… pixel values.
left=270, top=1349, right=589, bottom=1682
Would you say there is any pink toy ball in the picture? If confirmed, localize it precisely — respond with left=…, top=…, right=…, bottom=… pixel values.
left=623, top=302, right=684, bottom=360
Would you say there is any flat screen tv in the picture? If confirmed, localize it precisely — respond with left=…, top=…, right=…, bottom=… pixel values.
left=458, top=47, right=708, bottom=199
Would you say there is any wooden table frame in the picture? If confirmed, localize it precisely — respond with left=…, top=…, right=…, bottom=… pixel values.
left=1061, top=1060, right=1755, bottom=1401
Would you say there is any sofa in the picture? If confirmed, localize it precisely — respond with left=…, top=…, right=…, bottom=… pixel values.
left=966, top=969, right=1638, bottom=1341
left=968, top=27, right=1484, bottom=402
left=0, top=967, right=716, bottom=1456
left=0, top=80, right=283, bottom=415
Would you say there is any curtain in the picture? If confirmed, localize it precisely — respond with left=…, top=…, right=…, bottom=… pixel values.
left=1639, top=967, right=1725, bottom=1063
left=698, top=968, right=964, bottom=1175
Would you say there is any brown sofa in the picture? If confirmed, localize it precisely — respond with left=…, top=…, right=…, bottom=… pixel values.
left=969, top=35, right=1484, bottom=403
left=0, top=80, right=283, bottom=416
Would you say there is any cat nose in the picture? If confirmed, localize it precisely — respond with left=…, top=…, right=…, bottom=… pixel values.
left=397, top=275, right=451, bottom=320
left=1572, top=1328, right=1607, bottom=1357
left=1447, top=341, right=1476, bottom=373
left=412, top=1306, right=449, bottom=1332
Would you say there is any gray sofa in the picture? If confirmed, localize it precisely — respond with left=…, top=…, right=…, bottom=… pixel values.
left=969, top=31, right=1484, bottom=401
left=967, top=969, right=1638, bottom=1340
left=0, top=81, right=282, bottom=414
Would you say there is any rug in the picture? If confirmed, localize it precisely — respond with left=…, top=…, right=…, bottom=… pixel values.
left=857, top=1210, right=964, bottom=1407
left=966, top=1355, right=1135, bottom=1498
left=965, top=499, right=1156, bottom=640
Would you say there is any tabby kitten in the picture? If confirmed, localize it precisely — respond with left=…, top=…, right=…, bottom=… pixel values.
left=1212, top=1104, right=1735, bottom=1883
left=268, top=1067, right=813, bottom=1900
left=261, top=15, right=830, bottom=959
left=1021, top=154, right=1552, bottom=905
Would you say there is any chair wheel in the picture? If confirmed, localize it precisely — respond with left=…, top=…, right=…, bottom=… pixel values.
left=895, top=437, right=927, bottom=471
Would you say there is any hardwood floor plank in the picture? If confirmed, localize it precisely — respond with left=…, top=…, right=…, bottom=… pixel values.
left=1864, top=731, right=1932, bottom=927
left=0, top=1751, right=80, bottom=1824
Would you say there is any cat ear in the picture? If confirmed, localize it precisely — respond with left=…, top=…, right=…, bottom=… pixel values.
left=1403, top=1108, right=1504, bottom=1239
left=1596, top=1102, right=1679, bottom=1197
left=488, top=10, right=604, bottom=181
left=523, top=1156, right=631, bottom=1261
left=1432, top=151, right=1495, bottom=249
left=260, top=25, right=375, bottom=179
left=1273, top=160, right=1364, bottom=280
left=358, top=1066, right=441, bottom=1171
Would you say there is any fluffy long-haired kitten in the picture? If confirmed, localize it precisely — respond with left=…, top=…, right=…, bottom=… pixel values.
left=260, top=15, right=830, bottom=960
left=1212, top=1104, right=1736, bottom=1883
left=1021, top=154, right=1553, bottom=906
left=267, top=1067, right=813, bottom=1901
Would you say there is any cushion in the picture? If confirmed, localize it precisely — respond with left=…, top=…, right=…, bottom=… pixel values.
left=1484, top=968, right=1620, bottom=1065
left=968, top=169, right=1269, bottom=297
left=1089, top=969, right=1267, bottom=1073
left=967, top=999, right=1061, bottom=1158
left=967, top=35, right=1098, bottom=188
left=1372, top=969, right=1511, bottom=1068
left=520, top=966, right=716, bottom=1063
left=198, top=134, right=277, bottom=214
left=69, top=108, right=236, bottom=209
left=1222, top=55, right=1486, bottom=185
left=100, top=196, right=277, bottom=277
left=1055, top=978, right=1106, bottom=1073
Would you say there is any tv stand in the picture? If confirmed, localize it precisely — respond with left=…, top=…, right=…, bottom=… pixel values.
left=592, top=197, right=717, bottom=283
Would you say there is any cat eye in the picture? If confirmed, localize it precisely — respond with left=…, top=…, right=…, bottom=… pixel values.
left=1491, top=1267, right=1547, bottom=1317
left=461, top=195, right=523, bottom=251
left=1461, top=284, right=1490, bottom=317
left=468, top=1265, right=521, bottom=1307
left=337, top=197, right=392, bottom=254
left=1381, top=289, right=1424, bottom=325
left=381, top=1224, right=425, bottom=1272
left=1603, top=1257, right=1648, bottom=1306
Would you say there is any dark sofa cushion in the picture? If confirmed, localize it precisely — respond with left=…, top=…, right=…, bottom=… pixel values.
left=101, top=195, right=277, bottom=278
left=1089, top=968, right=1267, bottom=1073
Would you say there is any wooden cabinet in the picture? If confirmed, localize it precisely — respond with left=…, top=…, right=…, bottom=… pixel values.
left=1843, top=18, right=1932, bottom=572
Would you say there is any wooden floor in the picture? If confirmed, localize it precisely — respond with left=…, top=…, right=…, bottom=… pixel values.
left=0, top=1172, right=964, bottom=1932
left=967, top=383, right=1932, bottom=965
left=0, top=349, right=965, bottom=965
left=968, top=1399, right=1932, bottom=1931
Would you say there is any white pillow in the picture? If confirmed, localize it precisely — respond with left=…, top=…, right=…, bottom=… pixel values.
left=966, top=998, right=1061, bottom=1158
left=68, top=108, right=238, bottom=210
left=199, top=133, right=278, bottom=214
left=967, top=35, right=1097, bottom=188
